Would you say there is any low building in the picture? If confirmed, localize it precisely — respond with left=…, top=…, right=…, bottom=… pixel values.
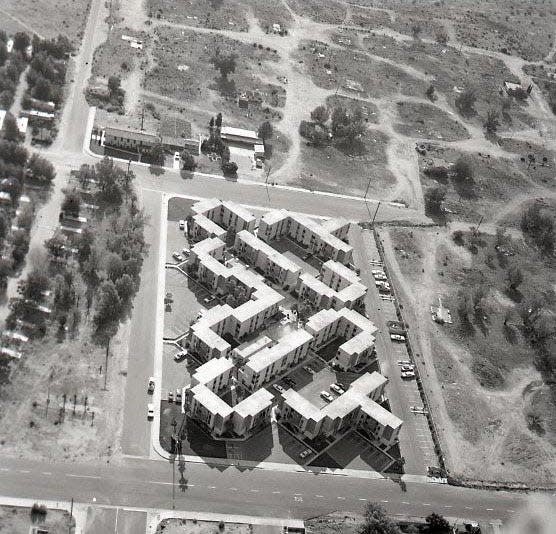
left=220, top=126, right=261, bottom=147
left=103, top=126, right=159, bottom=151
left=279, top=372, right=402, bottom=449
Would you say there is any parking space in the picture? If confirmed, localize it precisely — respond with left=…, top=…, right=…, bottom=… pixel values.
left=166, top=220, right=191, bottom=265
left=164, top=269, right=210, bottom=339
left=291, top=364, right=341, bottom=409
left=162, top=344, right=197, bottom=396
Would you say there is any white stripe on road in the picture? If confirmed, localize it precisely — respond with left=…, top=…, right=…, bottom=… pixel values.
left=66, top=474, right=100, bottom=479
left=149, top=481, right=173, bottom=486
left=315, top=495, right=324, bottom=498
left=42, top=472, right=52, bottom=476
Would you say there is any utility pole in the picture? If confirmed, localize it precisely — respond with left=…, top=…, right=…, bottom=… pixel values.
left=103, top=340, right=110, bottom=391
left=140, top=103, right=145, bottom=132
left=45, top=370, right=54, bottom=418
left=264, top=164, right=272, bottom=203
left=371, top=201, right=381, bottom=225
left=68, top=498, right=73, bottom=534
left=475, top=215, right=484, bottom=233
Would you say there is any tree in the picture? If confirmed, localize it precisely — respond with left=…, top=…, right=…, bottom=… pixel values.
left=452, top=230, right=465, bottom=246
left=0, top=210, right=9, bottom=241
left=215, top=112, right=223, bottom=128
left=483, top=109, right=500, bottom=134
left=27, top=153, right=56, bottom=183
left=13, top=32, right=30, bottom=53
left=435, top=30, right=448, bottom=45
left=424, top=185, right=446, bottom=215
left=105, top=252, right=124, bottom=282
left=149, top=143, right=166, bottom=166
left=210, top=53, right=236, bottom=80
left=93, top=280, right=121, bottom=328
left=359, top=503, right=402, bottom=534
left=521, top=203, right=555, bottom=256
left=180, top=151, right=196, bottom=171
left=452, top=157, right=473, bottom=184
left=11, top=229, right=29, bottom=265
left=455, top=88, right=477, bottom=116
left=32, top=76, right=53, bottom=101
left=411, top=24, right=422, bottom=40
left=0, top=258, right=11, bottom=289
left=310, top=105, right=329, bottom=125
left=0, top=41, right=8, bottom=68
left=108, top=75, right=121, bottom=95
left=257, top=121, right=273, bottom=145
left=221, top=145, right=231, bottom=164
left=425, top=512, right=450, bottom=533
left=45, top=234, right=67, bottom=260
left=115, top=273, right=136, bottom=306
left=331, top=106, right=349, bottom=135
left=425, top=84, right=436, bottom=101
left=2, top=112, right=20, bottom=142
left=506, top=266, right=523, bottom=293
left=221, top=161, right=238, bottom=176
left=19, top=269, right=49, bottom=302
left=61, top=189, right=81, bottom=217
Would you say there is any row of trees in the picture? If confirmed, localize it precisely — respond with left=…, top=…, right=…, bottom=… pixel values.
left=0, top=34, right=27, bottom=108
left=520, top=203, right=554, bottom=257
left=360, top=503, right=451, bottom=533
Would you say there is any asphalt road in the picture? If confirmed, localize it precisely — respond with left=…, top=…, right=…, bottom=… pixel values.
left=0, top=456, right=548, bottom=525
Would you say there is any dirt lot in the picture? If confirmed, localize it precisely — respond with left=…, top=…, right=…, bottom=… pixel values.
left=295, top=40, right=429, bottom=100
left=306, top=512, right=363, bottom=534
left=147, top=0, right=250, bottom=31
left=287, top=0, right=348, bottom=25
left=146, top=27, right=284, bottom=127
left=352, top=0, right=556, bottom=61
left=326, top=95, right=380, bottom=124
left=418, top=145, right=556, bottom=224
left=0, top=0, right=91, bottom=45
left=395, top=101, right=470, bottom=141
left=0, top=505, right=73, bottom=533
left=0, top=326, right=128, bottom=462
left=292, top=129, right=396, bottom=198
left=386, top=225, right=556, bottom=484
left=156, top=518, right=251, bottom=534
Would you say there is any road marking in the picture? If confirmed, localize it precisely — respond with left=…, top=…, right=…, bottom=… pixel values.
left=294, top=496, right=303, bottom=502
left=359, top=498, right=367, bottom=501
left=465, top=507, right=473, bottom=510
left=250, top=489, right=259, bottom=493
left=66, top=474, right=100, bottom=479
left=486, top=508, right=494, bottom=511
left=337, top=497, right=346, bottom=500
left=294, top=493, right=303, bottom=496
left=422, top=503, right=431, bottom=506
left=401, top=502, right=410, bottom=505
left=19, top=470, right=30, bottom=474
left=208, top=486, right=216, bottom=489
left=272, top=491, right=281, bottom=494
left=148, top=481, right=173, bottom=486
left=0, top=468, right=9, bottom=472
left=507, top=510, right=515, bottom=513
left=42, top=472, right=52, bottom=476
left=229, top=487, right=238, bottom=491
left=443, top=505, right=453, bottom=509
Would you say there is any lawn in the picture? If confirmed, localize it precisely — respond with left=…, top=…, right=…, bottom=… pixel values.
left=0, top=0, right=91, bottom=46
left=394, top=101, right=470, bottom=142
left=0, top=505, right=73, bottom=534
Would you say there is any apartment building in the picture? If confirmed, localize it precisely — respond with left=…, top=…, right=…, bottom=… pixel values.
left=192, top=198, right=256, bottom=234
left=190, top=214, right=227, bottom=242
left=240, top=329, right=313, bottom=390
left=305, top=308, right=377, bottom=371
left=185, top=357, right=274, bottom=439
left=258, top=210, right=353, bottom=264
left=279, top=372, right=402, bottom=449
left=234, top=230, right=302, bottom=289
left=296, top=261, right=366, bottom=311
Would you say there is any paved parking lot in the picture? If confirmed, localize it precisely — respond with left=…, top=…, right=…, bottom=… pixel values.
left=166, top=220, right=190, bottom=264
left=162, top=344, right=196, bottom=395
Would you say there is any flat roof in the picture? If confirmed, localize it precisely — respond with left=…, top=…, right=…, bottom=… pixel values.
left=190, top=384, right=232, bottom=417
left=234, top=388, right=274, bottom=418
left=260, top=209, right=289, bottom=226
left=237, top=231, right=301, bottom=273
left=222, top=201, right=256, bottom=224
left=234, top=335, right=273, bottom=360
left=221, top=126, right=259, bottom=140
left=192, top=357, right=234, bottom=385
left=246, top=329, right=313, bottom=374
left=323, top=260, right=360, bottom=284
left=306, top=308, right=339, bottom=332
left=193, top=214, right=227, bottom=238
left=104, top=126, right=159, bottom=143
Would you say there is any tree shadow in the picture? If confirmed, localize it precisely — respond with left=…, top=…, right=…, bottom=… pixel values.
left=212, top=76, right=236, bottom=96
left=503, top=323, right=518, bottom=345
left=180, top=170, right=194, bottom=180
left=149, top=164, right=165, bottom=176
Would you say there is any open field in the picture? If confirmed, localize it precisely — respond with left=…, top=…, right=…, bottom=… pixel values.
left=0, top=504, right=73, bottom=533
left=395, top=101, right=470, bottom=141
left=286, top=0, right=347, bottom=25
left=386, top=225, right=556, bottom=484
left=145, top=27, right=284, bottom=127
left=295, top=40, right=429, bottom=100
left=351, top=0, right=556, bottom=61
left=156, top=518, right=250, bottom=534
left=0, top=0, right=91, bottom=45
left=292, top=130, right=395, bottom=198
left=326, top=95, right=379, bottom=125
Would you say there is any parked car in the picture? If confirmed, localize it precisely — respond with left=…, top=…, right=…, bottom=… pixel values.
left=182, top=247, right=190, bottom=256
left=400, top=364, right=414, bottom=372
left=330, top=383, right=345, bottom=395
left=299, top=448, right=312, bottom=459
left=174, top=152, right=181, bottom=163
left=284, top=377, right=296, bottom=387
left=303, top=365, right=315, bottom=374
left=320, top=391, right=334, bottom=402
left=168, top=391, right=174, bottom=402
left=203, top=296, right=216, bottom=305
left=172, top=252, right=184, bottom=262
left=272, top=384, right=285, bottom=393
left=147, top=377, right=155, bottom=394
left=397, top=360, right=412, bottom=366
left=174, top=350, right=188, bottom=362
left=401, top=370, right=415, bottom=379
left=175, top=389, right=183, bottom=403
left=390, top=334, right=406, bottom=342
left=178, top=219, right=185, bottom=230
left=147, top=403, right=154, bottom=419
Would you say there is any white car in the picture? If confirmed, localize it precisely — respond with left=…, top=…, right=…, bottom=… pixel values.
left=168, top=391, right=174, bottom=402
left=147, top=403, right=154, bottom=419
left=320, top=391, right=334, bottom=402
left=400, top=364, right=414, bottom=372
left=147, top=377, right=155, bottom=394
left=178, top=219, right=185, bottom=230
left=398, top=360, right=412, bottom=366
left=390, top=334, right=406, bottom=342
left=330, top=383, right=345, bottom=395
left=182, top=247, right=190, bottom=256
left=172, top=252, right=184, bottom=262
left=175, top=389, right=183, bottom=404
left=174, top=350, right=188, bottom=362
left=401, top=370, right=416, bottom=379
left=303, top=365, right=315, bottom=375
left=272, top=384, right=285, bottom=393
left=299, top=448, right=312, bottom=459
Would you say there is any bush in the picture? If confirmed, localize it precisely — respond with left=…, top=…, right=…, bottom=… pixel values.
left=221, top=161, right=238, bottom=176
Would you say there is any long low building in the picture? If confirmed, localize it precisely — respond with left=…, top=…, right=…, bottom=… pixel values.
left=192, top=198, right=256, bottom=235
left=279, top=372, right=402, bottom=449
